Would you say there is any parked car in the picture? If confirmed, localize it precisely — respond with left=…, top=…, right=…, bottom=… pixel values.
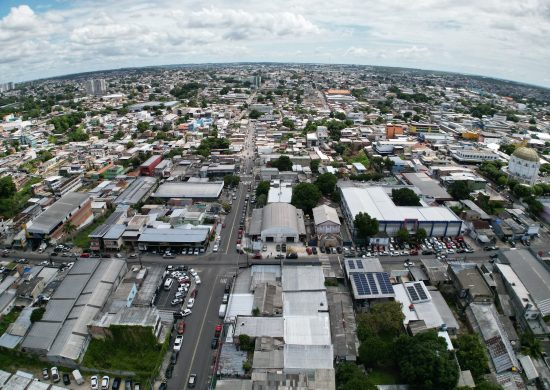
left=170, top=351, right=178, bottom=364
left=91, top=375, right=99, bottom=390
left=211, top=337, right=219, bottom=349
left=177, top=320, right=186, bottom=335
left=112, top=377, right=121, bottom=390
left=285, top=252, right=298, bottom=259
left=42, top=368, right=49, bottom=380
left=101, top=376, right=110, bottom=390
left=62, top=373, right=71, bottom=385
left=187, top=298, right=195, bottom=309
left=174, top=335, right=183, bottom=351
left=125, top=379, right=133, bottom=390
left=312, top=247, right=318, bottom=255
left=188, top=374, right=197, bottom=388
left=51, top=367, right=60, bottom=383
left=165, top=365, right=173, bottom=379
left=171, top=298, right=183, bottom=306
left=222, top=294, right=229, bottom=304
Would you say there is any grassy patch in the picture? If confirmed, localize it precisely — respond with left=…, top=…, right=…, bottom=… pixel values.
left=0, top=307, right=22, bottom=335
left=72, top=211, right=112, bottom=248
left=367, top=368, right=399, bottom=385
left=0, top=177, right=42, bottom=218
left=0, top=347, right=45, bottom=371
left=82, top=325, right=166, bottom=379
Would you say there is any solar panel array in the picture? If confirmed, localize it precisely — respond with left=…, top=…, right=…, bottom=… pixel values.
left=348, top=260, right=356, bottom=270
left=351, top=272, right=394, bottom=297
left=347, top=259, right=365, bottom=271
left=406, top=282, right=430, bottom=303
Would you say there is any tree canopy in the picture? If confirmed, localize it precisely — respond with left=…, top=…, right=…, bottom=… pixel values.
left=291, top=183, right=321, bottom=214
left=0, top=176, right=16, bottom=198
left=256, top=181, right=270, bottom=197
left=315, top=173, right=337, bottom=196
left=224, top=175, right=240, bottom=187
left=396, top=331, right=459, bottom=390
left=270, top=155, right=293, bottom=171
left=454, top=334, right=489, bottom=382
left=448, top=181, right=471, bottom=201
left=392, top=188, right=421, bottom=206
left=354, top=212, right=379, bottom=239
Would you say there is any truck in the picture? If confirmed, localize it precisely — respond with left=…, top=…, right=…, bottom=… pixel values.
left=72, top=369, right=84, bottom=385
left=218, top=304, right=227, bottom=318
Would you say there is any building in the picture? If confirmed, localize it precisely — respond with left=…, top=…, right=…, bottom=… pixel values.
left=451, top=149, right=500, bottom=163
left=199, top=164, right=235, bottom=178
left=21, top=259, right=127, bottom=364
left=343, top=258, right=395, bottom=306
left=506, top=147, right=540, bottom=186
left=249, top=203, right=306, bottom=243
left=85, top=79, right=107, bottom=96
left=312, top=205, right=340, bottom=235
left=340, top=186, right=462, bottom=238
left=267, top=180, right=292, bottom=204
left=449, top=263, right=493, bottom=305
left=401, top=172, right=453, bottom=202
left=139, top=155, right=162, bottom=176
left=152, top=181, right=224, bottom=201
left=26, top=192, right=92, bottom=244
left=137, top=226, right=210, bottom=251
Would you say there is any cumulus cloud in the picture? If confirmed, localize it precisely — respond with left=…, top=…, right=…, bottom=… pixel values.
left=0, top=0, right=548, bottom=87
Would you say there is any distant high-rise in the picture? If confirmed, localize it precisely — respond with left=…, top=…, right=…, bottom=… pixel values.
left=85, top=79, right=107, bottom=96
left=0, top=82, right=14, bottom=93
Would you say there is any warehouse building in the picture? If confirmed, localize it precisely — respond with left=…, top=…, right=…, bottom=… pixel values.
left=340, top=186, right=462, bottom=238
left=21, top=259, right=126, bottom=365
left=249, top=203, right=306, bottom=243
left=152, top=181, right=224, bottom=201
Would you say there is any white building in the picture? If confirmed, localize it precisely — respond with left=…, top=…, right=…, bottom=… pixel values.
left=249, top=203, right=306, bottom=243
left=312, top=205, right=340, bottom=235
left=267, top=180, right=292, bottom=204
left=506, top=147, right=540, bottom=186
left=451, top=148, right=500, bottom=163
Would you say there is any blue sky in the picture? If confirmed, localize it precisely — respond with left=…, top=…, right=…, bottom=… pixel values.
left=1, top=0, right=549, bottom=87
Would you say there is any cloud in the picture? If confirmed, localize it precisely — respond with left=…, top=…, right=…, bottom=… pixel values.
left=0, top=1, right=548, bottom=87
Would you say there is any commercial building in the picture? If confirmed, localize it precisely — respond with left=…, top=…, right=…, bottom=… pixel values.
left=113, top=176, right=157, bottom=206
left=340, top=186, right=462, bottom=238
left=312, top=205, right=340, bottom=235
left=267, top=180, right=292, bottom=204
left=21, top=259, right=127, bottom=364
left=401, top=172, right=453, bottom=202
left=199, top=164, right=235, bottom=178
left=85, top=79, right=106, bottom=96
left=343, top=258, right=395, bottom=305
left=451, top=149, right=500, bottom=163
left=137, top=226, right=210, bottom=251
left=139, top=155, right=162, bottom=176
left=249, top=203, right=306, bottom=243
left=152, top=181, right=224, bottom=201
left=26, top=192, right=92, bottom=243
left=505, top=147, right=540, bottom=186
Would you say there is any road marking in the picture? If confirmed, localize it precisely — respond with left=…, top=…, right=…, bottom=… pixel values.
left=184, top=272, right=220, bottom=384
left=220, top=278, right=227, bottom=284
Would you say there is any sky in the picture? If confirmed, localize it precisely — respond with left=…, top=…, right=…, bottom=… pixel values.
left=1, top=0, right=550, bottom=87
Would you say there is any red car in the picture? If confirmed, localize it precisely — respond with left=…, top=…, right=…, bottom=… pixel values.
left=214, top=324, right=222, bottom=337
left=80, top=253, right=90, bottom=258
left=306, top=247, right=312, bottom=255
left=177, top=320, right=186, bottom=335
left=236, top=239, right=241, bottom=245
left=222, top=223, right=226, bottom=228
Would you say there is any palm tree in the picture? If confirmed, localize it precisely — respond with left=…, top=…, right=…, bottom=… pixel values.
left=62, top=221, right=76, bottom=240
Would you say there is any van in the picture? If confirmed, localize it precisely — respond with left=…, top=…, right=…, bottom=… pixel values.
left=164, top=278, right=174, bottom=291
left=218, top=304, right=227, bottom=318
left=72, top=369, right=84, bottom=385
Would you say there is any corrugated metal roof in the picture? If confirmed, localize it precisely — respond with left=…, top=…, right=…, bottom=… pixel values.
left=284, top=314, right=331, bottom=345
left=283, top=291, right=328, bottom=317
left=138, top=227, right=209, bottom=243
left=153, top=182, right=223, bottom=199
left=27, top=192, right=90, bottom=235
left=312, top=205, right=340, bottom=226
left=284, top=344, right=334, bottom=369
left=282, top=266, right=325, bottom=292
left=226, top=294, right=255, bottom=322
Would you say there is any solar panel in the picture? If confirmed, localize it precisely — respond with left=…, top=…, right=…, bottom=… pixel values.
left=356, top=260, right=364, bottom=269
left=407, top=286, right=420, bottom=301
left=376, top=273, right=394, bottom=294
left=366, top=273, right=379, bottom=294
left=352, top=273, right=370, bottom=296
left=414, top=283, right=428, bottom=300
left=348, top=260, right=355, bottom=270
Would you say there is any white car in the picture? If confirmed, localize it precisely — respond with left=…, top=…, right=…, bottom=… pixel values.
left=51, top=367, right=60, bottom=383
left=91, top=375, right=99, bottom=390
left=194, top=277, right=201, bottom=285
left=182, top=309, right=192, bottom=317
left=173, top=335, right=183, bottom=351
left=187, top=298, right=195, bottom=308
left=101, top=376, right=110, bottom=390
left=190, top=269, right=198, bottom=278
left=213, top=244, right=219, bottom=252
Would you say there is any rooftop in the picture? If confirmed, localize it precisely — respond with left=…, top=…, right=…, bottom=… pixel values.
left=27, top=192, right=90, bottom=235
left=153, top=181, right=223, bottom=199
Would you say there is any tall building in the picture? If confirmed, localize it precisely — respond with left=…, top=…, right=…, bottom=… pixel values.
left=506, top=147, right=540, bottom=186
left=85, top=79, right=107, bottom=96
left=0, top=82, right=14, bottom=92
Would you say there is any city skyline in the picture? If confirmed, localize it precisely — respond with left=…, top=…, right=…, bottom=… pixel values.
left=1, top=0, right=550, bottom=87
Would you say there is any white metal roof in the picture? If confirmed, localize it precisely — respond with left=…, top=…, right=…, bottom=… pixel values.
left=312, top=205, right=340, bottom=226
left=341, top=186, right=460, bottom=222
left=284, top=314, right=331, bottom=345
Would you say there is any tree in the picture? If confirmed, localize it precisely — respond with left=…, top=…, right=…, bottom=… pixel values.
left=137, top=121, right=149, bottom=132
left=396, top=331, right=459, bottom=390
left=0, top=176, right=16, bottom=198
left=396, top=228, right=409, bottom=243
left=475, top=381, right=503, bottom=390
left=499, top=143, right=517, bottom=155
left=356, top=301, right=404, bottom=340
left=270, top=155, right=293, bottom=171
left=291, top=183, right=321, bottom=214
left=520, top=332, right=542, bottom=358
left=354, top=212, right=379, bottom=240
left=392, top=188, right=421, bottom=206
left=448, top=181, right=471, bottom=200
left=256, top=181, right=270, bottom=197
left=415, top=228, right=427, bottom=242
left=256, top=194, right=267, bottom=208
left=512, top=184, right=533, bottom=199
left=30, top=307, right=46, bottom=323
left=282, top=117, right=295, bottom=130
left=238, top=334, right=253, bottom=352
left=315, top=173, right=337, bottom=196
left=223, top=175, right=240, bottom=187
left=62, top=221, right=76, bottom=239
left=336, top=363, right=377, bottom=390
left=126, top=141, right=135, bottom=149
left=454, top=334, right=489, bottom=382
left=310, top=159, right=320, bottom=174
left=249, top=109, right=262, bottom=119
left=358, top=336, right=394, bottom=368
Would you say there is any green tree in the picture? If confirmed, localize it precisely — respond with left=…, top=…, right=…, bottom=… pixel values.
left=396, top=331, right=459, bottom=390
left=475, top=381, right=503, bottom=390
left=223, top=175, right=240, bottom=187
left=30, top=307, right=46, bottom=323
left=415, top=228, right=427, bottom=242
left=356, top=301, right=404, bottom=340
left=336, top=363, right=377, bottom=390
left=454, top=334, right=489, bottom=382
left=249, top=109, right=262, bottom=119
left=256, top=194, right=267, bottom=208
left=0, top=176, right=16, bottom=198
left=291, top=183, right=321, bottom=214
left=512, top=184, right=533, bottom=199
left=499, top=143, right=517, bottom=155
left=392, top=188, right=421, bottom=206
left=62, top=221, right=76, bottom=239
left=137, top=121, right=149, bottom=132
left=315, top=173, right=337, bottom=196
left=520, top=332, right=542, bottom=358
left=282, top=117, right=295, bottom=130
left=396, top=228, right=409, bottom=243
left=256, top=181, right=270, bottom=197
left=270, top=155, right=293, bottom=171
left=354, top=212, right=379, bottom=240
left=448, top=181, right=471, bottom=200
left=358, top=336, right=394, bottom=368
left=310, top=159, right=320, bottom=174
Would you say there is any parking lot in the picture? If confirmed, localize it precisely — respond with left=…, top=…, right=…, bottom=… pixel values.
left=155, top=266, right=200, bottom=311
